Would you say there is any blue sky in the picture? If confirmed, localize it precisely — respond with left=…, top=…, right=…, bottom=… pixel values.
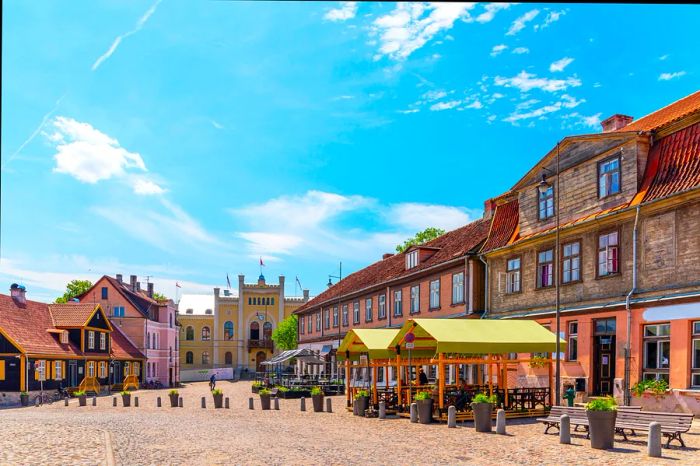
left=2, top=2, right=699, bottom=302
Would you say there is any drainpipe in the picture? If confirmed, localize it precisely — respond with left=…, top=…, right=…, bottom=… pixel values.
left=624, top=205, right=641, bottom=406
left=479, top=255, right=489, bottom=319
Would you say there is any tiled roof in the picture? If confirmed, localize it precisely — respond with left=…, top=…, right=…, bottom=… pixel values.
left=0, top=294, right=81, bottom=356
left=48, top=303, right=100, bottom=327
left=480, top=199, right=519, bottom=252
left=640, top=121, right=700, bottom=203
left=294, top=219, right=490, bottom=314
left=110, top=325, right=145, bottom=360
left=621, top=90, right=700, bottom=132
left=82, top=276, right=160, bottom=317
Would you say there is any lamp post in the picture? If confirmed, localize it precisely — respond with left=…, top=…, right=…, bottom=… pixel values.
left=537, top=142, right=561, bottom=405
left=327, top=262, right=342, bottom=381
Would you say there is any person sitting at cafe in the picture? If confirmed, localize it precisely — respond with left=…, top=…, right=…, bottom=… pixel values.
left=418, top=367, right=429, bottom=385
left=455, top=379, right=470, bottom=411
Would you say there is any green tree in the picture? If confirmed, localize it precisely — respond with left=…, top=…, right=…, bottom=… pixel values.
left=272, top=314, right=298, bottom=351
left=395, top=227, right=446, bottom=253
left=152, top=292, right=168, bottom=302
left=55, top=279, right=93, bottom=303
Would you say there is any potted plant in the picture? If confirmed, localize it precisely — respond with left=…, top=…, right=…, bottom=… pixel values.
left=251, top=381, right=263, bottom=394
left=585, top=396, right=617, bottom=450
left=631, top=379, right=669, bottom=399
left=73, top=390, right=87, bottom=407
left=20, top=391, right=29, bottom=407
left=120, top=390, right=132, bottom=407
left=212, top=388, right=224, bottom=408
left=415, top=391, right=434, bottom=424
left=259, top=388, right=272, bottom=410
left=168, top=389, right=179, bottom=407
left=311, top=386, right=324, bottom=412
left=354, top=389, right=369, bottom=416
left=471, top=393, right=497, bottom=432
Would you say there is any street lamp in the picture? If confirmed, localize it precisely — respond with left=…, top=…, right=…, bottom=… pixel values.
left=327, top=262, right=342, bottom=380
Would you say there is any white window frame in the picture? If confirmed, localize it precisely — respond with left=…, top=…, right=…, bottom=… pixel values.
left=342, top=304, right=349, bottom=326
left=567, top=321, right=578, bottom=361
left=538, top=185, right=554, bottom=220
left=324, top=309, right=330, bottom=329
left=54, top=361, right=62, bottom=380
left=406, top=250, right=418, bottom=269
left=316, top=312, right=321, bottom=331
left=429, top=279, right=440, bottom=309
left=87, top=361, right=95, bottom=377
left=537, top=249, right=554, bottom=288
left=643, top=323, right=670, bottom=382
left=452, top=272, right=464, bottom=304
left=333, top=306, right=339, bottom=327
left=562, top=241, right=581, bottom=284
left=88, top=331, right=95, bottom=350
left=393, top=290, right=402, bottom=317
left=365, top=298, right=373, bottom=322
left=598, top=231, right=620, bottom=277
left=100, top=332, right=106, bottom=350
left=378, top=295, right=386, bottom=319
left=692, top=321, right=700, bottom=388
left=506, top=258, right=521, bottom=294
left=353, top=301, right=360, bottom=324
left=410, top=285, right=420, bottom=314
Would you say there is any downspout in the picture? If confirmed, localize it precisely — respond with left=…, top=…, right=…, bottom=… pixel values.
left=479, top=255, right=489, bottom=319
left=624, top=205, right=641, bottom=406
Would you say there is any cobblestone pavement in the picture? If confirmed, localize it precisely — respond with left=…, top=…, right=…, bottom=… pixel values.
left=0, top=381, right=698, bottom=465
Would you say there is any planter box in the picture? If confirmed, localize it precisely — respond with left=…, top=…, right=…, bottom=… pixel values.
left=354, top=396, right=369, bottom=416
left=260, top=394, right=271, bottom=410
left=20, top=394, right=29, bottom=407
left=587, top=410, right=617, bottom=450
left=278, top=390, right=309, bottom=399
left=417, top=399, right=433, bottom=424
left=471, top=402, right=493, bottom=432
left=122, top=394, right=131, bottom=407
left=312, top=394, right=324, bottom=413
left=213, top=393, right=223, bottom=409
left=169, top=394, right=179, bottom=407
left=78, top=396, right=87, bottom=407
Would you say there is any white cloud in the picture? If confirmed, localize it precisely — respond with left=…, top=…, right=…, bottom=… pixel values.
left=659, top=54, right=669, bottom=61
left=549, top=57, right=574, bottom=72
left=324, top=2, right=358, bottom=22
left=398, top=109, right=420, bottom=114
left=211, top=120, right=224, bottom=129
left=430, top=100, right=462, bottom=111
left=504, top=94, right=585, bottom=124
left=562, top=112, right=603, bottom=129
left=512, top=47, right=530, bottom=54
left=132, top=178, right=166, bottom=195
left=92, top=0, right=161, bottom=71
left=464, top=100, right=483, bottom=109
left=534, top=10, right=566, bottom=31
left=494, top=71, right=581, bottom=93
left=506, top=9, right=539, bottom=36
left=386, top=203, right=480, bottom=232
left=372, top=3, right=476, bottom=60
left=422, top=89, right=448, bottom=101
left=476, top=3, right=512, bottom=23
left=237, top=232, right=303, bottom=256
left=490, top=44, right=508, bottom=56
left=659, top=71, right=686, bottom=81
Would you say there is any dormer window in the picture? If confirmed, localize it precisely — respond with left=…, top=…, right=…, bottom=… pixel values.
left=406, top=250, right=419, bottom=269
left=60, top=331, right=68, bottom=345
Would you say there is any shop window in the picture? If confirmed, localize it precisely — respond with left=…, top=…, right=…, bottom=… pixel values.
left=567, top=321, right=578, bottom=361
left=692, top=322, right=700, bottom=388
left=643, top=323, right=670, bottom=382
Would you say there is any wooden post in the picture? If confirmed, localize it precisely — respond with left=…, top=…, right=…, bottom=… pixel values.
left=503, top=360, right=509, bottom=409
left=372, top=365, right=378, bottom=405
left=548, top=359, right=554, bottom=406
left=487, top=355, right=493, bottom=397
left=345, top=359, right=351, bottom=408
left=396, top=354, right=402, bottom=407
left=438, top=352, right=445, bottom=410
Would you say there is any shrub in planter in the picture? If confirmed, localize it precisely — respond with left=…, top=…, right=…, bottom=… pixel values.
left=168, top=389, right=179, bottom=407
left=259, top=388, right=272, bottom=410
left=74, top=390, right=87, bottom=407
left=211, top=388, right=224, bottom=408
left=120, top=390, right=132, bottom=407
left=415, top=391, right=434, bottom=424
left=20, top=391, right=29, bottom=407
left=310, top=386, right=324, bottom=412
left=631, top=379, right=669, bottom=399
left=585, top=396, right=617, bottom=450
left=354, top=389, right=369, bottom=416
left=470, top=393, right=497, bottom=433
left=251, top=381, right=263, bottom=394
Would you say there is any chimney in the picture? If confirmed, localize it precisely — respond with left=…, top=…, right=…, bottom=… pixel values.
left=130, top=275, right=137, bottom=291
left=147, top=282, right=154, bottom=298
left=214, top=287, right=220, bottom=298
left=136, top=281, right=141, bottom=292
left=303, top=289, right=310, bottom=302
left=116, top=274, right=123, bottom=284
left=223, top=289, right=230, bottom=296
left=10, top=283, right=27, bottom=306
left=382, top=253, right=394, bottom=260
left=601, top=114, right=634, bottom=133
left=483, top=198, right=497, bottom=221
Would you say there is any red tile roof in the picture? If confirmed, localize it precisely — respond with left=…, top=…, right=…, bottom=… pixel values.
left=621, top=90, right=700, bottom=132
left=294, top=219, right=490, bottom=313
left=48, top=303, right=101, bottom=328
left=81, top=275, right=162, bottom=318
left=480, top=199, right=519, bottom=252
left=110, top=325, right=145, bottom=360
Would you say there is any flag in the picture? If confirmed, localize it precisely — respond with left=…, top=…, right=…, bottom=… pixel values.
left=175, top=282, right=181, bottom=288
left=295, top=276, right=302, bottom=289
left=259, top=257, right=265, bottom=267
left=226, top=273, right=232, bottom=289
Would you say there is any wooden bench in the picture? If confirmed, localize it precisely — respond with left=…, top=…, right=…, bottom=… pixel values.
left=537, top=406, right=642, bottom=435
left=615, top=410, right=694, bottom=448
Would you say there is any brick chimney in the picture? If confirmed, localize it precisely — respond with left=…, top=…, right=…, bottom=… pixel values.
left=136, top=281, right=141, bottom=292
left=130, top=275, right=137, bottom=291
left=601, top=114, right=634, bottom=133
left=382, top=253, right=394, bottom=260
left=10, top=283, right=26, bottom=306
left=483, top=198, right=497, bottom=221
left=116, top=274, right=123, bottom=284
left=303, top=289, right=310, bottom=302
left=147, top=282, right=154, bottom=298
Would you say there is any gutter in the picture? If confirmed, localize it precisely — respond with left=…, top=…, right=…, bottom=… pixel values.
left=624, top=205, right=641, bottom=406
left=479, top=255, right=489, bottom=319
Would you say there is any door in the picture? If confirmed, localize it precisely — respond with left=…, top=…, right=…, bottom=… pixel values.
left=255, top=351, right=266, bottom=373
left=68, top=361, right=78, bottom=387
left=592, top=318, right=616, bottom=395
left=113, top=361, right=122, bottom=384
left=169, top=368, right=173, bottom=387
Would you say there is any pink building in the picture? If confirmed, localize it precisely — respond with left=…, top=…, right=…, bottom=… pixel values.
left=79, top=274, right=180, bottom=387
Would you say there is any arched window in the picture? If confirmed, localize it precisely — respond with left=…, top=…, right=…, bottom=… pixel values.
left=185, top=326, right=194, bottom=341
left=202, top=351, right=210, bottom=365
left=224, top=321, right=234, bottom=340
left=263, top=321, right=273, bottom=340
left=225, top=351, right=233, bottom=365
left=185, top=351, right=193, bottom=364
left=201, top=326, right=211, bottom=341
left=250, top=321, right=260, bottom=340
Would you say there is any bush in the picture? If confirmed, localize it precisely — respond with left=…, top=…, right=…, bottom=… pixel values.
left=212, top=388, right=223, bottom=396
left=168, top=389, right=179, bottom=396
left=259, top=388, right=271, bottom=396
left=415, top=391, right=431, bottom=401
left=354, top=389, right=369, bottom=399
left=310, top=386, right=323, bottom=396
left=472, top=393, right=498, bottom=404
left=585, top=396, right=617, bottom=411
left=252, top=381, right=264, bottom=388
left=120, top=390, right=131, bottom=396
left=631, top=379, right=668, bottom=397
left=73, top=390, right=86, bottom=397
left=275, top=386, right=289, bottom=393
left=20, top=391, right=29, bottom=396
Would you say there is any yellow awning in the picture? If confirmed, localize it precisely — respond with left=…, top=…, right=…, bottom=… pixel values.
left=388, top=318, right=566, bottom=355
left=337, top=329, right=401, bottom=361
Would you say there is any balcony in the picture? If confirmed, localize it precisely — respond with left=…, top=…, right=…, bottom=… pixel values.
left=248, top=339, right=273, bottom=350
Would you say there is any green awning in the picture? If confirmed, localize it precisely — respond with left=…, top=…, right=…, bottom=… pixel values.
left=337, top=329, right=401, bottom=361
left=388, top=318, right=566, bottom=355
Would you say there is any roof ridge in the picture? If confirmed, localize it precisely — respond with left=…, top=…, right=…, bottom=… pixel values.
left=629, top=90, right=700, bottom=127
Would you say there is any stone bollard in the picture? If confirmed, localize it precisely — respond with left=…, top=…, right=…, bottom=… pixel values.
left=560, top=414, right=571, bottom=444
left=300, top=397, right=306, bottom=412
left=178, top=397, right=183, bottom=408
left=496, top=409, right=506, bottom=435
left=201, top=396, right=206, bottom=409
left=92, top=396, right=97, bottom=407
left=447, top=406, right=457, bottom=428
left=248, top=397, right=254, bottom=410
left=274, top=398, right=280, bottom=410
left=113, top=396, right=117, bottom=407
left=64, top=398, right=69, bottom=407
left=379, top=401, right=386, bottom=419
left=157, top=397, right=161, bottom=408
left=35, top=398, right=40, bottom=407
left=648, top=422, right=662, bottom=458
left=134, top=397, right=139, bottom=407
left=326, top=398, right=332, bottom=413
left=225, top=397, right=230, bottom=409
left=410, top=403, right=418, bottom=423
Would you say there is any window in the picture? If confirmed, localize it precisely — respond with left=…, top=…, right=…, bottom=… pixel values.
left=263, top=322, right=272, bottom=340
left=186, top=351, right=193, bottom=364
left=54, top=361, right=62, bottom=380
left=169, top=313, right=173, bottom=328
left=452, top=273, right=464, bottom=304
left=60, top=331, right=68, bottom=344
left=99, top=362, right=107, bottom=378
left=316, top=312, right=321, bottom=331
left=598, top=231, right=619, bottom=277
left=361, top=299, right=370, bottom=322
left=308, top=313, right=313, bottom=333
left=643, top=323, right=670, bottom=382
left=201, top=326, right=211, bottom=341
left=324, top=309, right=330, bottom=329
left=225, top=352, right=233, bottom=365
left=393, top=290, right=402, bottom=317
left=100, top=332, right=106, bottom=350
left=248, top=297, right=252, bottom=305
left=353, top=302, right=360, bottom=324
left=410, top=285, right=420, bottom=314
left=202, top=351, right=210, bottom=365
left=538, top=185, right=554, bottom=220
left=101, top=287, right=108, bottom=299
left=537, top=249, right=554, bottom=288
left=567, top=321, right=578, bottom=361
left=113, top=306, right=125, bottom=317
left=88, top=331, right=95, bottom=349
left=224, top=321, right=234, bottom=340
left=429, top=280, right=440, bottom=309
left=599, top=156, right=621, bottom=198
left=506, top=258, right=521, bottom=294
left=271, top=297, right=275, bottom=305
left=333, top=306, right=339, bottom=327
left=378, top=295, right=386, bottom=319
left=185, top=326, right=194, bottom=341
left=300, top=316, right=305, bottom=334
left=87, top=361, right=95, bottom=377
left=562, top=241, right=581, bottom=284
left=147, top=332, right=151, bottom=349
left=692, top=322, right=700, bottom=388
left=406, top=250, right=418, bottom=269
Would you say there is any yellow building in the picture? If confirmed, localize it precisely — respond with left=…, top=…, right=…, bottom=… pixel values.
left=177, top=274, right=309, bottom=381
